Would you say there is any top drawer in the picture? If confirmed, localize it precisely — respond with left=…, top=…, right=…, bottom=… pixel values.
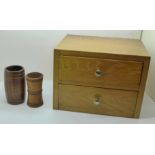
left=59, top=56, right=143, bottom=91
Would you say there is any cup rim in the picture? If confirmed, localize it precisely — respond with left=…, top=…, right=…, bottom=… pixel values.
left=26, top=72, right=43, bottom=81
left=5, top=65, right=24, bottom=73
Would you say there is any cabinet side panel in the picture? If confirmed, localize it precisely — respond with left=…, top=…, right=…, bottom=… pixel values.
left=53, top=50, right=60, bottom=109
left=134, top=58, right=150, bottom=118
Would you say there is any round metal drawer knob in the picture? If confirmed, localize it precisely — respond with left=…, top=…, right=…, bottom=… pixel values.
left=94, top=97, right=101, bottom=106
left=95, top=69, right=102, bottom=77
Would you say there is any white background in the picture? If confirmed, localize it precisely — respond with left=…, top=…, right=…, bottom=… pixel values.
left=0, top=0, right=155, bottom=155
left=142, top=31, right=155, bottom=101
left=0, top=30, right=141, bottom=81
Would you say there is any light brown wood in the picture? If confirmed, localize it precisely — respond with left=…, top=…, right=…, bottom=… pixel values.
left=59, top=84, right=138, bottom=118
left=55, top=35, right=149, bottom=57
left=134, top=58, right=150, bottom=118
left=53, top=35, right=150, bottom=118
left=59, top=50, right=150, bottom=62
left=59, top=56, right=143, bottom=91
left=53, top=50, right=60, bottom=109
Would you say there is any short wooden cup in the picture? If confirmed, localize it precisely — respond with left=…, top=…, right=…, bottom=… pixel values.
left=4, top=65, right=25, bottom=104
left=26, top=72, right=43, bottom=108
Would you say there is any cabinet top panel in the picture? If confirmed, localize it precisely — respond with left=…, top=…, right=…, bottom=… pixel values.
left=55, top=35, right=149, bottom=57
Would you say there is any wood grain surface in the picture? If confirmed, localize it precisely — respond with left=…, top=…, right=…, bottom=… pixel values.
left=55, top=35, right=149, bottom=57
left=59, top=56, right=143, bottom=91
left=4, top=65, right=25, bottom=104
left=53, top=35, right=150, bottom=118
left=59, top=84, right=138, bottom=118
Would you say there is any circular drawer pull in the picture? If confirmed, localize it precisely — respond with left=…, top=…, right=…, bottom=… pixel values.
left=94, top=98, right=100, bottom=106
left=95, top=69, right=102, bottom=77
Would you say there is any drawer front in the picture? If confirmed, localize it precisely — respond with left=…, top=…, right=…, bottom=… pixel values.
left=59, top=56, right=143, bottom=91
left=59, top=84, right=138, bottom=117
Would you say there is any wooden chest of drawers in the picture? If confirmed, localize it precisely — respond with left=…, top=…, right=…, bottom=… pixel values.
left=53, top=35, right=150, bottom=118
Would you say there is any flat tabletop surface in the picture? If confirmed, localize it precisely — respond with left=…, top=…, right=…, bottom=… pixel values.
left=0, top=81, right=155, bottom=124
left=56, top=35, right=149, bottom=57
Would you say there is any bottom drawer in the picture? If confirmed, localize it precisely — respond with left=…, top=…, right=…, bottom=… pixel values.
left=59, top=84, right=138, bottom=118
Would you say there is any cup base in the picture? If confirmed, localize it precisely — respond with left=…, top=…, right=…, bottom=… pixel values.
left=7, top=100, right=24, bottom=105
left=27, top=102, right=43, bottom=108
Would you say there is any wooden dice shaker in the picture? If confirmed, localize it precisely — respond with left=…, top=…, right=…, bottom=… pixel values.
left=4, top=65, right=25, bottom=104
left=26, top=72, right=43, bottom=107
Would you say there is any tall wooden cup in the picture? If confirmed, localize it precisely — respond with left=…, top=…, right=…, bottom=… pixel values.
left=26, top=72, right=43, bottom=107
left=4, top=65, right=25, bottom=104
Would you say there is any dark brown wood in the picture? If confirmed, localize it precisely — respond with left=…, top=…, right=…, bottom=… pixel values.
left=4, top=65, right=25, bottom=104
left=26, top=72, right=43, bottom=108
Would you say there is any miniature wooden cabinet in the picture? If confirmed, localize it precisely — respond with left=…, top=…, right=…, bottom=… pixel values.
left=53, top=35, right=150, bottom=118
